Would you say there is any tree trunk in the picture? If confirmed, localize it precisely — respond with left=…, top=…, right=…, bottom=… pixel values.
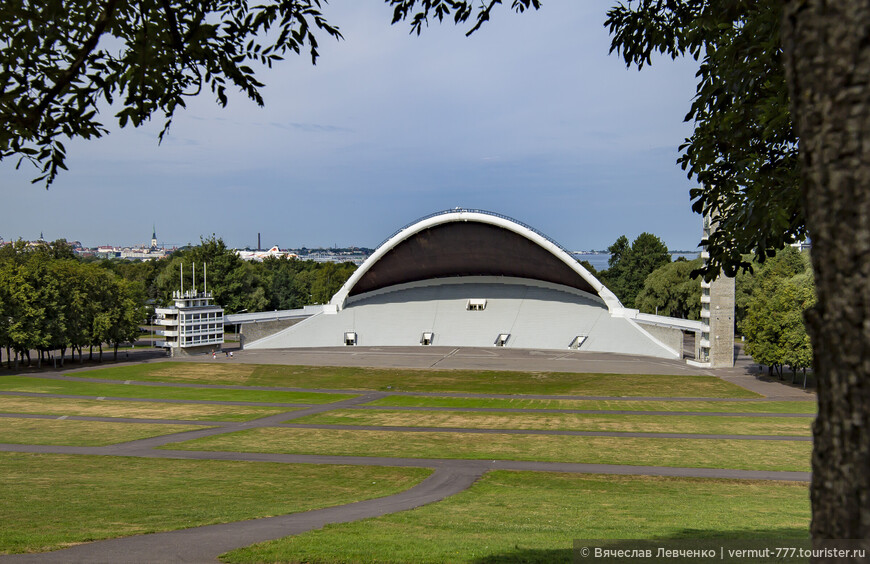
left=98, top=344, right=103, bottom=363
left=783, top=0, right=870, bottom=547
left=113, top=343, right=118, bottom=361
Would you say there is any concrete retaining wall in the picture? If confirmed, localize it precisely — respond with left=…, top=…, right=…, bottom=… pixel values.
left=239, top=318, right=305, bottom=349
left=635, top=322, right=684, bottom=358
left=170, top=344, right=216, bottom=357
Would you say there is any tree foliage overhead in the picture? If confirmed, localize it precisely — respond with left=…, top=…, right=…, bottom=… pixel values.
left=1, top=0, right=341, bottom=186
left=1, top=0, right=540, bottom=187
left=388, top=0, right=541, bottom=36
left=606, top=0, right=803, bottom=278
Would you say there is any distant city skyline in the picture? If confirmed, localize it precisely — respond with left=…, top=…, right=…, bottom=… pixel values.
left=0, top=221, right=701, bottom=253
left=1, top=2, right=702, bottom=252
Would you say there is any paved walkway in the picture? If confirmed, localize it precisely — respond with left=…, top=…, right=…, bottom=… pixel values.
left=0, top=348, right=815, bottom=562
left=1, top=464, right=485, bottom=564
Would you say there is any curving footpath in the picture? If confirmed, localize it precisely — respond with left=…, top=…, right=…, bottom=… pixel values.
left=0, top=351, right=814, bottom=563
left=0, top=465, right=485, bottom=564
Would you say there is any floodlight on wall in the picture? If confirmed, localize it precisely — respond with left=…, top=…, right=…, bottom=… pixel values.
left=466, top=298, right=487, bottom=311
left=494, top=333, right=510, bottom=347
left=569, top=335, right=587, bottom=349
left=421, top=332, right=434, bottom=346
left=344, top=332, right=357, bottom=346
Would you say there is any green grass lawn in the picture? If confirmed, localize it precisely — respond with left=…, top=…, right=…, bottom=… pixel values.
left=167, top=427, right=812, bottom=471
left=1, top=362, right=813, bottom=562
left=0, top=396, right=295, bottom=422
left=0, top=452, right=430, bottom=554
left=291, top=409, right=812, bottom=436
left=0, top=417, right=210, bottom=446
left=71, top=363, right=760, bottom=398
left=222, top=471, right=810, bottom=564
left=0, top=376, right=356, bottom=404
left=365, top=396, right=816, bottom=413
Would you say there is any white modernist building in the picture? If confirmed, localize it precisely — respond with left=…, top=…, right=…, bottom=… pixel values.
left=247, top=209, right=693, bottom=358
left=154, top=290, right=224, bottom=356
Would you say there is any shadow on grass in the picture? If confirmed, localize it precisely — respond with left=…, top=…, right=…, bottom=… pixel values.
left=470, top=528, right=810, bottom=564
left=471, top=547, right=573, bottom=563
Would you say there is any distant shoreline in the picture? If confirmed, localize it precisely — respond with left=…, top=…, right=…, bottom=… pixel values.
left=571, top=251, right=701, bottom=271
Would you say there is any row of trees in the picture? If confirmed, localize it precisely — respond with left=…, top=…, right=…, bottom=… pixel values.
left=597, top=234, right=814, bottom=377
left=738, top=248, right=814, bottom=380
left=0, top=237, right=358, bottom=368
left=0, top=241, right=144, bottom=368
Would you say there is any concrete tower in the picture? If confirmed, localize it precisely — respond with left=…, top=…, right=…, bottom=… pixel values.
left=699, top=215, right=735, bottom=367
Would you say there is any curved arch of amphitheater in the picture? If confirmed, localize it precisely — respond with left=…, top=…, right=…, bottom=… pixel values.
left=247, top=209, right=688, bottom=359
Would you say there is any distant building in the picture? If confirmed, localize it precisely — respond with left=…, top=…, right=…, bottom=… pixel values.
left=154, top=290, right=224, bottom=356
left=697, top=214, right=735, bottom=368
left=151, top=225, right=158, bottom=250
left=236, top=246, right=297, bottom=261
left=96, top=245, right=119, bottom=258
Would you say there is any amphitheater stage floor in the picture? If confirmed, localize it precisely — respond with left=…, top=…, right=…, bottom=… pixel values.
left=222, top=346, right=715, bottom=376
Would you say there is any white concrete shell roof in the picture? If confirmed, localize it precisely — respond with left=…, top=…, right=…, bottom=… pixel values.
left=330, top=209, right=624, bottom=312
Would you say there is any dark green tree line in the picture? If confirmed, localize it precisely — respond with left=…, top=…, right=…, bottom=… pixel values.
left=0, top=236, right=357, bottom=368
left=738, top=247, right=814, bottom=380
left=635, top=257, right=703, bottom=320
left=598, top=233, right=671, bottom=309
left=0, top=240, right=145, bottom=367
left=150, top=236, right=356, bottom=313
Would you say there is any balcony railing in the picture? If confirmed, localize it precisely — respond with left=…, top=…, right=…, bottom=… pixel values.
left=178, top=328, right=224, bottom=337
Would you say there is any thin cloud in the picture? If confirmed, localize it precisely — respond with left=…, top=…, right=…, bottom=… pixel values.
left=269, top=121, right=353, bottom=133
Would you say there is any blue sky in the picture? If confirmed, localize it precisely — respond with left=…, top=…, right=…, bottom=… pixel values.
left=1, top=1, right=703, bottom=251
